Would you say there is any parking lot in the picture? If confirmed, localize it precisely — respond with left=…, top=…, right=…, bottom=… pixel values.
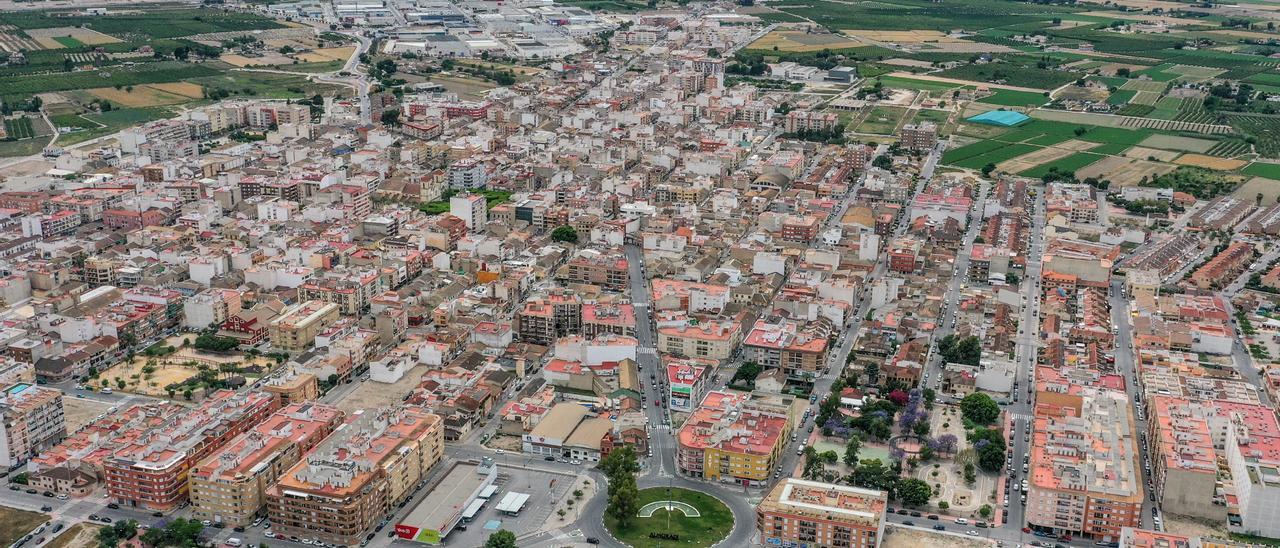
left=397, top=464, right=577, bottom=547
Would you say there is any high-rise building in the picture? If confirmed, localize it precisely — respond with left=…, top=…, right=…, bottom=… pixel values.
left=0, top=382, right=65, bottom=467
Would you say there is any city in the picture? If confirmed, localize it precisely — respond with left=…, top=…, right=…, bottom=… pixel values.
left=2, top=0, right=1280, bottom=547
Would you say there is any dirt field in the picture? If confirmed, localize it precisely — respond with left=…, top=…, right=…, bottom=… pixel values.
left=45, top=523, right=103, bottom=548
left=1138, top=134, right=1218, bottom=153
left=0, top=507, right=46, bottom=547
left=997, top=144, right=1079, bottom=173
left=749, top=30, right=864, bottom=52
left=25, top=27, right=121, bottom=49
left=882, top=525, right=994, bottom=548
left=98, top=335, right=274, bottom=397
left=844, top=29, right=965, bottom=42
left=1161, top=514, right=1228, bottom=539
left=1173, top=153, right=1247, bottom=170
left=1055, top=85, right=1109, bottom=103
left=63, top=397, right=112, bottom=433
left=295, top=46, right=356, bottom=62
left=333, top=362, right=425, bottom=414
left=1124, top=146, right=1180, bottom=162
left=1234, top=176, right=1280, bottom=207
left=147, top=82, right=205, bottom=99
left=1076, top=155, right=1176, bottom=186
left=87, top=85, right=194, bottom=107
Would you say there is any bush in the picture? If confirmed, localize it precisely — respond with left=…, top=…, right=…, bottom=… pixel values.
left=193, top=334, right=239, bottom=352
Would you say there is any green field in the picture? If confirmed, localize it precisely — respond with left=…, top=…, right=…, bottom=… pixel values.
left=0, top=9, right=284, bottom=40
left=55, top=107, right=176, bottom=146
left=0, top=62, right=221, bottom=101
left=53, top=36, right=85, bottom=48
left=1243, top=162, right=1280, bottom=180
left=979, top=89, right=1049, bottom=107
left=944, top=141, right=1039, bottom=169
left=875, top=75, right=968, bottom=92
left=1018, top=152, right=1103, bottom=178
left=189, top=70, right=349, bottom=100
left=856, top=106, right=908, bottom=135
left=1106, top=89, right=1136, bottom=105
left=604, top=488, right=734, bottom=548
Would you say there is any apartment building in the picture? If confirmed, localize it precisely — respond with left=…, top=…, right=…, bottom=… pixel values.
left=1025, top=390, right=1142, bottom=542
left=269, top=300, right=341, bottom=352
left=516, top=291, right=582, bottom=346
left=104, top=390, right=276, bottom=511
left=448, top=193, right=487, bottom=230
left=559, top=251, right=629, bottom=291
left=1147, top=396, right=1223, bottom=521
left=1046, top=182, right=1100, bottom=225
left=783, top=110, right=839, bottom=134
left=1223, top=402, right=1280, bottom=539
left=262, top=372, right=320, bottom=406
left=581, top=304, right=637, bottom=338
left=676, top=391, right=792, bottom=486
left=0, top=382, right=65, bottom=467
left=266, top=408, right=444, bottom=546
left=190, top=403, right=345, bottom=527
left=667, top=357, right=714, bottom=413
left=657, top=320, right=742, bottom=362
left=743, top=316, right=832, bottom=386
left=757, top=478, right=887, bottom=548
left=899, top=122, right=937, bottom=151
left=298, top=269, right=382, bottom=316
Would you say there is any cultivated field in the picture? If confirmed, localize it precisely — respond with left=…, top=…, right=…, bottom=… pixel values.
left=24, top=26, right=121, bottom=49
left=0, top=24, right=40, bottom=51
left=295, top=46, right=356, bottom=63
left=1124, top=146, right=1180, bottom=161
left=997, top=145, right=1077, bottom=173
left=1076, top=155, right=1176, bottom=186
left=1233, top=176, right=1280, bottom=206
left=1173, top=153, right=1247, bottom=170
left=1138, top=134, right=1218, bottom=153
left=1121, top=79, right=1168, bottom=93
left=88, top=84, right=197, bottom=107
left=844, top=29, right=963, bottom=42
left=749, top=30, right=864, bottom=52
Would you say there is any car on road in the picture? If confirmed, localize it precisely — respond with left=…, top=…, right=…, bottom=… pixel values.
left=903, top=521, right=914, bottom=527
left=933, top=525, right=945, bottom=531
left=264, top=532, right=276, bottom=539
left=40, top=506, right=51, bottom=512
left=954, top=518, right=967, bottom=525
left=586, top=538, right=600, bottom=545
left=107, top=503, right=119, bottom=509
left=966, top=530, right=979, bottom=536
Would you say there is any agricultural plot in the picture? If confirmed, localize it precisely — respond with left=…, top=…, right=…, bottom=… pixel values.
left=0, top=62, right=220, bottom=102
left=1226, top=115, right=1280, bottom=158
left=997, top=145, right=1078, bottom=173
left=3, top=117, right=35, bottom=140
left=943, top=142, right=1040, bottom=170
left=1107, top=89, right=1136, bottom=105
left=1130, top=91, right=1161, bottom=106
left=87, top=85, right=199, bottom=107
left=1207, top=139, right=1250, bottom=158
left=0, top=25, right=40, bottom=52
left=1121, top=79, right=1168, bottom=93
left=1136, top=134, right=1218, bottom=153
left=1075, top=156, right=1176, bottom=186
left=1113, top=116, right=1233, bottom=135
left=749, top=31, right=867, bottom=52
left=1164, top=64, right=1224, bottom=80
left=978, top=89, right=1049, bottom=107
left=1124, top=146, right=1180, bottom=162
left=1116, top=104, right=1155, bottom=117
left=855, top=106, right=909, bottom=135
left=1242, top=162, right=1280, bottom=180
left=24, top=27, right=121, bottom=49
left=1018, top=152, right=1104, bottom=178
left=1172, top=153, right=1246, bottom=171
left=763, top=0, right=1084, bottom=33
left=875, top=75, right=968, bottom=92
left=0, top=9, right=285, bottom=41
left=934, top=63, right=1080, bottom=90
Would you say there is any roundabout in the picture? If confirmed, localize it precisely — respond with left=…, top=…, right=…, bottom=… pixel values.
left=604, top=487, right=734, bottom=547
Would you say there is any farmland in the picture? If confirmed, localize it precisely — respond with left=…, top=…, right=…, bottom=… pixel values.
left=4, top=117, right=35, bottom=140
left=0, top=9, right=285, bottom=40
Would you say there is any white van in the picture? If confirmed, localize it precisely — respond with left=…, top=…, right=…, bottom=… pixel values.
left=227, top=538, right=243, bottom=547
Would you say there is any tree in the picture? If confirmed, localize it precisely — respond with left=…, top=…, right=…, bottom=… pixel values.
left=970, top=427, right=1007, bottom=472
left=872, top=155, right=893, bottom=170
left=193, top=334, right=239, bottom=352
left=979, top=504, right=992, bottom=518
left=960, top=393, right=1000, bottom=425
left=380, top=109, right=401, bottom=126
left=599, top=445, right=639, bottom=479
left=843, top=436, right=862, bottom=466
left=140, top=518, right=203, bottom=547
left=551, top=225, right=579, bottom=243
left=327, top=373, right=339, bottom=386
left=1005, top=272, right=1019, bottom=286
left=116, top=378, right=126, bottom=390
left=607, top=476, right=639, bottom=529
left=802, top=445, right=823, bottom=479
left=981, top=162, right=996, bottom=177
left=484, top=530, right=518, bottom=548
left=898, top=478, right=932, bottom=506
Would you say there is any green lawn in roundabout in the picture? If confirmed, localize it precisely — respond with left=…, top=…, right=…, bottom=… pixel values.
left=604, top=487, right=735, bottom=547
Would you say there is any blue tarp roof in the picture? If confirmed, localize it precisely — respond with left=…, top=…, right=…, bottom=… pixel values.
left=967, top=110, right=1030, bottom=127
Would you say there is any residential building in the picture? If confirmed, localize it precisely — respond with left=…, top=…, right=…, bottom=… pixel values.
left=743, top=316, right=832, bottom=386
left=269, top=301, right=341, bottom=352
left=757, top=478, right=887, bottom=548
left=0, top=382, right=65, bottom=467
left=676, top=390, right=793, bottom=486
left=266, top=408, right=444, bottom=546
left=189, top=403, right=345, bottom=527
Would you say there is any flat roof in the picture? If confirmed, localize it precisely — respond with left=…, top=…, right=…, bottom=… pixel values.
left=401, top=462, right=487, bottom=532
left=495, top=492, right=530, bottom=513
